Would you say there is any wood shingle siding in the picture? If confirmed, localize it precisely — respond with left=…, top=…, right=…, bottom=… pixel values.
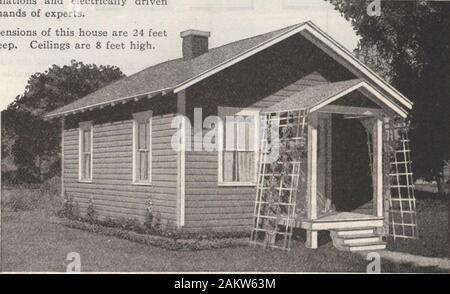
left=63, top=115, right=178, bottom=223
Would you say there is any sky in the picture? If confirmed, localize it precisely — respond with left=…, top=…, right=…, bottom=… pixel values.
left=0, top=0, right=359, bottom=111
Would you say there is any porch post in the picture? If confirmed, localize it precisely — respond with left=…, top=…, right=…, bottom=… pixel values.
left=306, top=113, right=318, bottom=249
left=373, top=118, right=384, bottom=217
left=61, top=117, right=65, bottom=198
left=176, top=90, right=186, bottom=228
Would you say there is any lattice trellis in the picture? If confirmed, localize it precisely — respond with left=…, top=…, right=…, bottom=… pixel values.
left=384, top=117, right=419, bottom=239
left=250, top=109, right=308, bottom=251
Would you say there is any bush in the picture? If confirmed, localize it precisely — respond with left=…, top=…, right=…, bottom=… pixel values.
left=9, top=168, right=42, bottom=184
left=56, top=192, right=81, bottom=220
left=86, top=197, right=96, bottom=223
left=55, top=194, right=251, bottom=242
left=57, top=218, right=249, bottom=251
left=56, top=205, right=250, bottom=241
left=1, top=171, right=21, bottom=186
left=152, top=212, right=162, bottom=231
left=143, top=199, right=153, bottom=230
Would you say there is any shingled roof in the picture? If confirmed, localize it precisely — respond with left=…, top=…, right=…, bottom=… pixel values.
left=46, top=21, right=413, bottom=118
left=46, top=23, right=305, bottom=118
left=264, top=78, right=410, bottom=118
left=264, top=79, right=364, bottom=113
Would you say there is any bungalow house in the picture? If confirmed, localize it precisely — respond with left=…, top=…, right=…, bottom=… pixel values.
left=46, top=21, right=418, bottom=251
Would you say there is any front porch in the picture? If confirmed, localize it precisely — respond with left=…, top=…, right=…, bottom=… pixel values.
left=251, top=79, right=409, bottom=251
left=277, top=211, right=385, bottom=250
left=299, top=212, right=385, bottom=251
left=300, top=105, right=386, bottom=249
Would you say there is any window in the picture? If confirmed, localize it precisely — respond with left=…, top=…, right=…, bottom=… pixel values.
left=79, top=121, right=93, bottom=182
left=218, top=108, right=260, bottom=185
left=133, top=111, right=152, bottom=185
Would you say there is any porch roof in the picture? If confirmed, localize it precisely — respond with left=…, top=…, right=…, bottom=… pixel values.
left=263, top=78, right=409, bottom=118
left=264, top=79, right=364, bottom=113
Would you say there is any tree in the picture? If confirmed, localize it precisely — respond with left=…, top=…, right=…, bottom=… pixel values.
left=354, top=42, right=392, bottom=82
left=326, top=0, right=450, bottom=191
left=1, top=60, right=124, bottom=183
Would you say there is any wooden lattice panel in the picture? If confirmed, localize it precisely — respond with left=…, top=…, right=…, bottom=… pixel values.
left=384, top=118, right=419, bottom=239
left=250, top=109, right=308, bottom=250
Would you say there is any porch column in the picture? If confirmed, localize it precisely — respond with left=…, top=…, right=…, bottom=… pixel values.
left=373, top=118, right=384, bottom=217
left=61, top=117, right=65, bottom=198
left=176, top=90, right=186, bottom=228
left=306, top=113, right=318, bottom=249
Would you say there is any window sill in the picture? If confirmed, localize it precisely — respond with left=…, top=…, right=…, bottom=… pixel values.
left=132, top=182, right=153, bottom=187
left=218, top=182, right=256, bottom=187
left=78, top=180, right=93, bottom=184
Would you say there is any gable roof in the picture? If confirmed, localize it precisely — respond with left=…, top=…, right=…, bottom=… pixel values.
left=264, top=79, right=408, bottom=118
left=46, top=21, right=412, bottom=119
left=45, top=24, right=302, bottom=118
left=265, top=79, right=363, bottom=112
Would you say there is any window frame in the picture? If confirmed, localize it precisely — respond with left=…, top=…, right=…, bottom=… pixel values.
left=78, top=121, right=93, bottom=183
left=132, top=111, right=153, bottom=186
left=218, top=108, right=260, bottom=187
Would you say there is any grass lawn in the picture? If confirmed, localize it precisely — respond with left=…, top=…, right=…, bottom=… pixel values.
left=386, top=191, right=449, bottom=258
left=1, top=205, right=446, bottom=273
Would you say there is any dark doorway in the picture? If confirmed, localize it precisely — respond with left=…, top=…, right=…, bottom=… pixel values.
left=331, top=114, right=373, bottom=212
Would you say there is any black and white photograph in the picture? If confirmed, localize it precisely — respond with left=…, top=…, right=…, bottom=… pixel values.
left=0, top=0, right=449, bottom=279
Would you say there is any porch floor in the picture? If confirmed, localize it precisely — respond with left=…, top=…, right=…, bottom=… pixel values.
left=290, top=211, right=384, bottom=231
left=317, top=212, right=376, bottom=222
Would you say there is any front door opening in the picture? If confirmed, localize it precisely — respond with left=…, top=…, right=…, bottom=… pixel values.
left=331, top=114, right=374, bottom=214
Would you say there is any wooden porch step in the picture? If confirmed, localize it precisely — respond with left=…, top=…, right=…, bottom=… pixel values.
left=340, top=233, right=381, bottom=245
left=334, top=227, right=376, bottom=236
left=330, top=228, right=386, bottom=252
left=346, top=241, right=386, bottom=252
